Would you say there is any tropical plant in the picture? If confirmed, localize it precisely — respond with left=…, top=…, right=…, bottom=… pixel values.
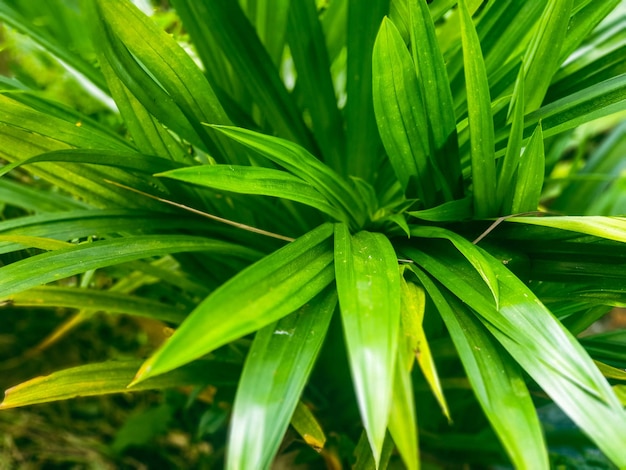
left=1, top=0, right=626, bottom=468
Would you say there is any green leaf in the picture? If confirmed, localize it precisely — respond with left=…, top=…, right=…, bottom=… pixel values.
left=0, top=1, right=107, bottom=92
left=133, top=223, right=335, bottom=382
left=2, top=286, right=187, bottom=324
left=408, top=225, right=499, bottom=306
left=372, top=17, right=435, bottom=205
left=287, top=0, right=346, bottom=174
left=458, top=0, right=497, bottom=218
left=0, top=149, right=182, bottom=178
left=408, top=197, right=473, bottom=222
left=522, top=0, right=574, bottom=113
left=387, top=336, right=418, bottom=470
left=400, top=277, right=449, bottom=420
left=409, top=265, right=549, bottom=470
left=353, top=431, right=394, bottom=470
left=0, top=235, right=71, bottom=251
left=157, top=164, right=346, bottom=222
left=0, top=235, right=260, bottom=298
left=345, top=0, right=388, bottom=181
left=510, top=123, right=545, bottom=213
left=334, top=223, right=401, bottom=466
left=0, top=360, right=239, bottom=409
left=226, top=289, right=336, bottom=470
left=208, top=125, right=365, bottom=228
left=170, top=0, right=313, bottom=150
left=94, top=0, right=236, bottom=159
left=498, top=71, right=525, bottom=210
left=291, top=401, right=326, bottom=453
left=404, top=242, right=626, bottom=468
left=507, top=216, right=626, bottom=243
left=408, top=0, right=462, bottom=200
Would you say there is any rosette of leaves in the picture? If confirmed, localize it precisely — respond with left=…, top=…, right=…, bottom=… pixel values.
left=1, top=0, right=626, bottom=468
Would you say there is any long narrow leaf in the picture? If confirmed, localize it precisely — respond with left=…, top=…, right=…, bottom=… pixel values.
left=409, top=265, right=549, bottom=470
left=209, top=125, right=365, bottom=227
left=0, top=360, right=239, bottom=409
left=133, top=223, right=335, bottom=382
left=372, top=17, right=435, bottom=205
left=0, top=235, right=259, bottom=298
left=458, top=0, right=497, bottom=218
left=227, top=289, right=336, bottom=470
left=334, top=223, right=400, bottom=466
left=522, top=0, right=574, bottom=113
left=408, top=0, right=462, bottom=199
left=510, top=123, right=545, bottom=213
left=404, top=242, right=626, bottom=467
left=157, top=165, right=346, bottom=222
left=2, top=286, right=187, bottom=324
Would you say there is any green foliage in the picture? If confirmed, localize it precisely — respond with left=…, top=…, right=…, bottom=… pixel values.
left=1, top=0, right=626, bottom=468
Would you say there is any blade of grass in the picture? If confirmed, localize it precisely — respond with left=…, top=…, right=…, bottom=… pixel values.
left=208, top=125, right=365, bottom=228
left=400, top=277, right=449, bottom=421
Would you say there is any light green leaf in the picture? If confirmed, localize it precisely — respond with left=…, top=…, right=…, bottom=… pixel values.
left=458, top=0, right=497, bottom=218
left=522, top=0, right=574, bottom=113
left=372, top=17, right=435, bottom=205
left=0, top=360, right=239, bottom=409
left=133, top=223, right=335, bottom=382
left=388, top=318, right=419, bottom=470
left=291, top=401, right=326, bottom=453
left=400, top=277, right=449, bottom=421
left=226, top=289, right=336, bottom=470
left=208, top=125, right=365, bottom=228
left=0, top=235, right=259, bottom=298
left=498, top=69, right=525, bottom=210
left=408, top=0, right=462, bottom=200
left=510, top=123, right=545, bottom=213
left=408, top=197, right=473, bottom=222
left=409, top=265, right=549, bottom=470
left=334, top=223, right=401, bottom=466
left=0, top=235, right=72, bottom=251
left=0, top=2, right=107, bottom=92
left=507, top=216, right=626, bottom=243
left=409, top=225, right=499, bottom=306
left=157, top=164, right=345, bottom=222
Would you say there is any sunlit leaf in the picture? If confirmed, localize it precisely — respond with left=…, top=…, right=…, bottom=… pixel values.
left=227, top=289, right=336, bottom=470
left=133, top=223, right=335, bottom=382
left=334, top=223, right=400, bottom=466
left=0, top=360, right=239, bottom=409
